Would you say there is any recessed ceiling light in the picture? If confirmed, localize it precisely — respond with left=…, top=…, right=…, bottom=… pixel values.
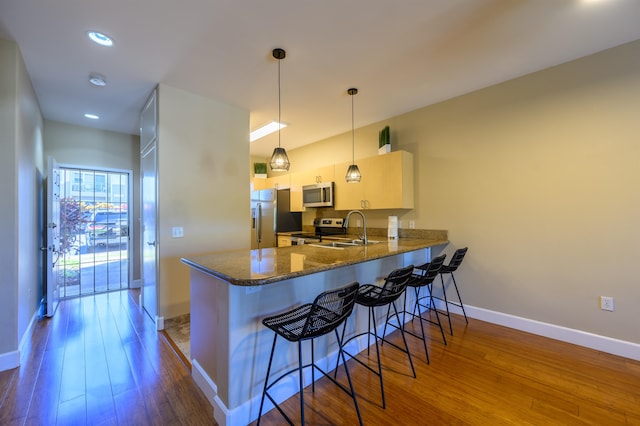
left=87, top=31, right=113, bottom=47
left=250, top=121, right=287, bottom=142
left=84, top=113, right=99, bottom=120
left=89, top=73, right=107, bottom=87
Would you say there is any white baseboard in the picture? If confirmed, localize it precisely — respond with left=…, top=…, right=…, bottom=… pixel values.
left=0, top=350, right=19, bottom=372
left=155, top=316, right=165, bottom=331
left=0, top=309, right=40, bottom=372
left=19, top=310, right=39, bottom=354
left=192, top=359, right=226, bottom=425
left=438, top=301, right=640, bottom=361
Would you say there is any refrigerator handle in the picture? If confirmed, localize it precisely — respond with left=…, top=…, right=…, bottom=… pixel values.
left=256, top=202, right=262, bottom=243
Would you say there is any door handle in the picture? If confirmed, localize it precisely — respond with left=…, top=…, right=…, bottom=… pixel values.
left=147, top=241, right=156, bottom=246
left=256, top=203, right=262, bottom=243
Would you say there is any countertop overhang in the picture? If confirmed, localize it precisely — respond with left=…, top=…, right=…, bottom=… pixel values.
left=181, top=237, right=448, bottom=286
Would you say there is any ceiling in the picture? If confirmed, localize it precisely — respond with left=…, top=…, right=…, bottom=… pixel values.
left=1, top=1, right=640, bottom=158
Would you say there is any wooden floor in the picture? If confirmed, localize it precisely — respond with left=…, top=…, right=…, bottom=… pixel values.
left=0, top=289, right=214, bottom=425
left=2, top=291, right=639, bottom=425
left=254, top=312, right=640, bottom=425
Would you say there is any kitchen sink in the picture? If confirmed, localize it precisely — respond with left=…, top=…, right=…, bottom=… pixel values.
left=309, top=240, right=381, bottom=249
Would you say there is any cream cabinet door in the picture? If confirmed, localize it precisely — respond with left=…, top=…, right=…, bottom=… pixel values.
left=251, top=177, right=267, bottom=191
left=334, top=151, right=414, bottom=210
left=266, top=173, right=290, bottom=190
left=289, top=171, right=307, bottom=212
left=334, top=161, right=363, bottom=210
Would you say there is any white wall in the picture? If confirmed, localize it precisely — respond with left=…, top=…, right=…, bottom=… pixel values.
left=287, top=40, right=640, bottom=345
left=157, top=84, right=249, bottom=319
left=0, top=38, right=43, bottom=370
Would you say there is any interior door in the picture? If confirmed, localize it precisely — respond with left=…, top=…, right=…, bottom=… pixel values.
left=45, top=156, right=61, bottom=317
left=141, top=141, right=158, bottom=322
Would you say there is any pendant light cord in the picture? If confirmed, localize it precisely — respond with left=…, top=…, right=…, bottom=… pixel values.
left=351, top=93, right=355, bottom=165
left=278, top=58, right=282, bottom=149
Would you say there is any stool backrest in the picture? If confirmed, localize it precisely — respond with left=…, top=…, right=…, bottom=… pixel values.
left=301, top=282, right=360, bottom=340
left=414, top=254, right=447, bottom=285
left=379, top=264, right=415, bottom=303
left=446, top=247, right=468, bottom=271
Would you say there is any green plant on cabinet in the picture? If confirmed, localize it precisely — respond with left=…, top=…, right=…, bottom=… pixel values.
left=254, top=162, right=268, bottom=178
left=378, top=125, right=391, bottom=154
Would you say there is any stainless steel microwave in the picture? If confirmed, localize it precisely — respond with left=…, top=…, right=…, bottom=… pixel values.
left=302, top=182, right=334, bottom=207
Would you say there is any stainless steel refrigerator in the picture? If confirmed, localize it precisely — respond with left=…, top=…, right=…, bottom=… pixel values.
left=251, top=188, right=302, bottom=249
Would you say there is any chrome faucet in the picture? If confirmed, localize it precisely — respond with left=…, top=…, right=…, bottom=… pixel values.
left=344, top=210, right=367, bottom=245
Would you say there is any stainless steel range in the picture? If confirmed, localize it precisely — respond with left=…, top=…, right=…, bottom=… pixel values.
left=290, top=217, right=346, bottom=245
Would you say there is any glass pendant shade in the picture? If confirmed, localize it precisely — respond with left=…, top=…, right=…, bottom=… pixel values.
left=270, top=147, right=290, bottom=172
left=345, top=164, right=361, bottom=183
left=269, top=48, right=291, bottom=172
left=346, top=87, right=361, bottom=183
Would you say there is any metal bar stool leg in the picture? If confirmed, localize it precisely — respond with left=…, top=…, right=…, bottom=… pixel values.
left=451, top=273, right=469, bottom=323
left=298, top=341, right=305, bottom=425
left=391, top=301, right=416, bottom=378
left=440, top=274, right=454, bottom=335
left=413, top=287, right=430, bottom=364
left=428, top=284, right=448, bottom=345
left=335, top=328, right=363, bottom=425
left=257, top=334, right=278, bottom=426
left=369, top=306, right=386, bottom=408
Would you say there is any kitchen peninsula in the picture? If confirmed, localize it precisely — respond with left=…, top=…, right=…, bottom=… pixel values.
left=181, top=233, right=447, bottom=426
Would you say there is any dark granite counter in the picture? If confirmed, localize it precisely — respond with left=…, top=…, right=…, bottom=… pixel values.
left=181, top=237, right=448, bottom=286
left=184, top=231, right=448, bottom=424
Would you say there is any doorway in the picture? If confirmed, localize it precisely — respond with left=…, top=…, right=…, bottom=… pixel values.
left=56, top=166, right=132, bottom=298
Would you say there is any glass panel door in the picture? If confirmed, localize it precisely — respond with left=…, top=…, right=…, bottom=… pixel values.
left=56, top=167, right=131, bottom=297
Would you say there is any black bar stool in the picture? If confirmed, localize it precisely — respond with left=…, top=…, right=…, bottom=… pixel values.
left=436, top=247, right=469, bottom=334
left=257, top=282, right=362, bottom=426
left=335, top=265, right=416, bottom=409
left=384, top=253, right=448, bottom=364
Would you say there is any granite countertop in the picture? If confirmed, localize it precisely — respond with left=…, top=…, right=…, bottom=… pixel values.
left=181, top=237, right=448, bottom=286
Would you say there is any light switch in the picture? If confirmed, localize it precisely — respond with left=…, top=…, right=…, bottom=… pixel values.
left=172, top=226, right=184, bottom=238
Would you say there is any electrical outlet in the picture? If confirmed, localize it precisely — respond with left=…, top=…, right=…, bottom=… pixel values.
left=409, top=220, right=415, bottom=229
left=171, top=226, right=184, bottom=238
left=600, top=296, right=614, bottom=311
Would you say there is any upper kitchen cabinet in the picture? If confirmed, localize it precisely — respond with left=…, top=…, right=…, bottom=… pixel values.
left=290, top=165, right=335, bottom=212
left=266, top=173, right=290, bottom=190
left=251, top=177, right=267, bottom=191
left=334, top=150, right=414, bottom=210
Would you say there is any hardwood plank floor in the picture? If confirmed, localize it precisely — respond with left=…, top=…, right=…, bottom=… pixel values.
left=2, top=290, right=639, bottom=425
left=0, top=289, right=215, bottom=426
left=254, top=312, right=640, bottom=425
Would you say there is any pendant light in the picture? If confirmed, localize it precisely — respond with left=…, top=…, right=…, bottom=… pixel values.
left=269, top=48, right=291, bottom=172
left=345, top=88, right=361, bottom=183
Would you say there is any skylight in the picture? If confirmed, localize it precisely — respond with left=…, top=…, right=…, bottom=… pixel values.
left=250, top=121, right=287, bottom=142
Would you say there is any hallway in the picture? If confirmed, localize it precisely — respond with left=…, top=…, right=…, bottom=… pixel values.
left=0, top=290, right=214, bottom=425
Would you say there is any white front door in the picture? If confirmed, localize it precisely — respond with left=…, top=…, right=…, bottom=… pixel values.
left=141, top=141, right=158, bottom=321
left=45, top=156, right=61, bottom=317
